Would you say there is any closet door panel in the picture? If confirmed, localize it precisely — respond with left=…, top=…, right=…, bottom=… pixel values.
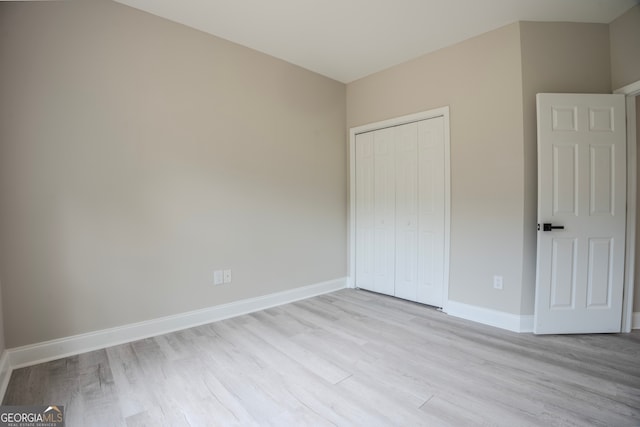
left=394, top=123, right=419, bottom=301
left=372, top=128, right=396, bottom=295
left=417, top=117, right=445, bottom=307
left=355, top=132, right=375, bottom=290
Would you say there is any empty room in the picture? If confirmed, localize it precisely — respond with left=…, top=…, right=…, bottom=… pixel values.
left=1, top=0, right=640, bottom=425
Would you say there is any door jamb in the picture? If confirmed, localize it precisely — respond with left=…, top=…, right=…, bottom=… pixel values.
left=614, top=80, right=640, bottom=332
left=347, top=107, right=451, bottom=312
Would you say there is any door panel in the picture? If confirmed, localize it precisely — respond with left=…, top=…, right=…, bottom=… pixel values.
left=549, top=238, right=577, bottom=309
left=552, top=144, right=578, bottom=215
left=589, top=145, right=614, bottom=215
left=372, top=128, right=396, bottom=296
left=417, top=117, right=445, bottom=306
left=355, top=132, right=375, bottom=290
left=535, top=93, right=626, bottom=334
left=394, top=123, right=419, bottom=301
left=355, top=128, right=396, bottom=296
left=586, top=238, right=613, bottom=307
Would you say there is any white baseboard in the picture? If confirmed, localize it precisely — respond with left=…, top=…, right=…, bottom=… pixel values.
left=448, top=303, right=639, bottom=333
left=0, top=351, right=11, bottom=400
left=446, top=300, right=534, bottom=333
left=346, top=276, right=356, bottom=289
left=7, top=277, right=347, bottom=371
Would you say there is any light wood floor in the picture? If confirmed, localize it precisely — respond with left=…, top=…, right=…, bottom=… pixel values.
left=4, top=289, right=640, bottom=426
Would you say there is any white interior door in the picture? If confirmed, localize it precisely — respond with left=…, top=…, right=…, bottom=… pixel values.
left=535, top=93, right=626, bottom=334
left=354, top=116, right=446, bottom=307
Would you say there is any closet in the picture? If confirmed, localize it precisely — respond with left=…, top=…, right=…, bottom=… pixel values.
left=354, top=116, right=445, bottom=307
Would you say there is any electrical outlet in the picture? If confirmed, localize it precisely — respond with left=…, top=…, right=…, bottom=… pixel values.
left=214, top=270, right=224, bottom=285
left=223, top=269, right=232, bottom=284
left=493, top=275, right=503, bottom=290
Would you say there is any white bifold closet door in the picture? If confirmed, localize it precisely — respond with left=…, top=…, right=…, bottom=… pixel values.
left=355, top=117, right=445, bottom=307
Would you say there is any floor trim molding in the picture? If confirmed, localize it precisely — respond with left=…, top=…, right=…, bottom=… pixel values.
left=633, top=312, right=640, bottom=330
left=6, top=278, right=347, bottom=372
left=446, top=300, right=534, bottom=333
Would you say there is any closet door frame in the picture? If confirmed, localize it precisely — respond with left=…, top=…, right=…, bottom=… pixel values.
left=348, top=106, right=451, bottom=312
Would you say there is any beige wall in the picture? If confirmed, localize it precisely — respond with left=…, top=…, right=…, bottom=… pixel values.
left=519, top=22, right=612, bottom=314
left=0, top=0, right=347, bottom=347
left=610, top=5, right=640, bottom=90
left=348, top=23, right=527, bottom=314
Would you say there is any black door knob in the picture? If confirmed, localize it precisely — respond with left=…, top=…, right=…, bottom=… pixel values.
left=542, top=223, right=564, bottom=232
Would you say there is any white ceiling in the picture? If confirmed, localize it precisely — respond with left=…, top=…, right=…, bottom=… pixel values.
left=113, top=0, right=638, bottom=83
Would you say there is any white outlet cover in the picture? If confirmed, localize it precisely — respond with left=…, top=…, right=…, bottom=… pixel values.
left=214, top=270, right=224, bottom=285
left=223, top=269, right=232, bottom=284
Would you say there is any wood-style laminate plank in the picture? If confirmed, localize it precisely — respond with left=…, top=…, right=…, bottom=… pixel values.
left=4, top=289, right=640, bottom=426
